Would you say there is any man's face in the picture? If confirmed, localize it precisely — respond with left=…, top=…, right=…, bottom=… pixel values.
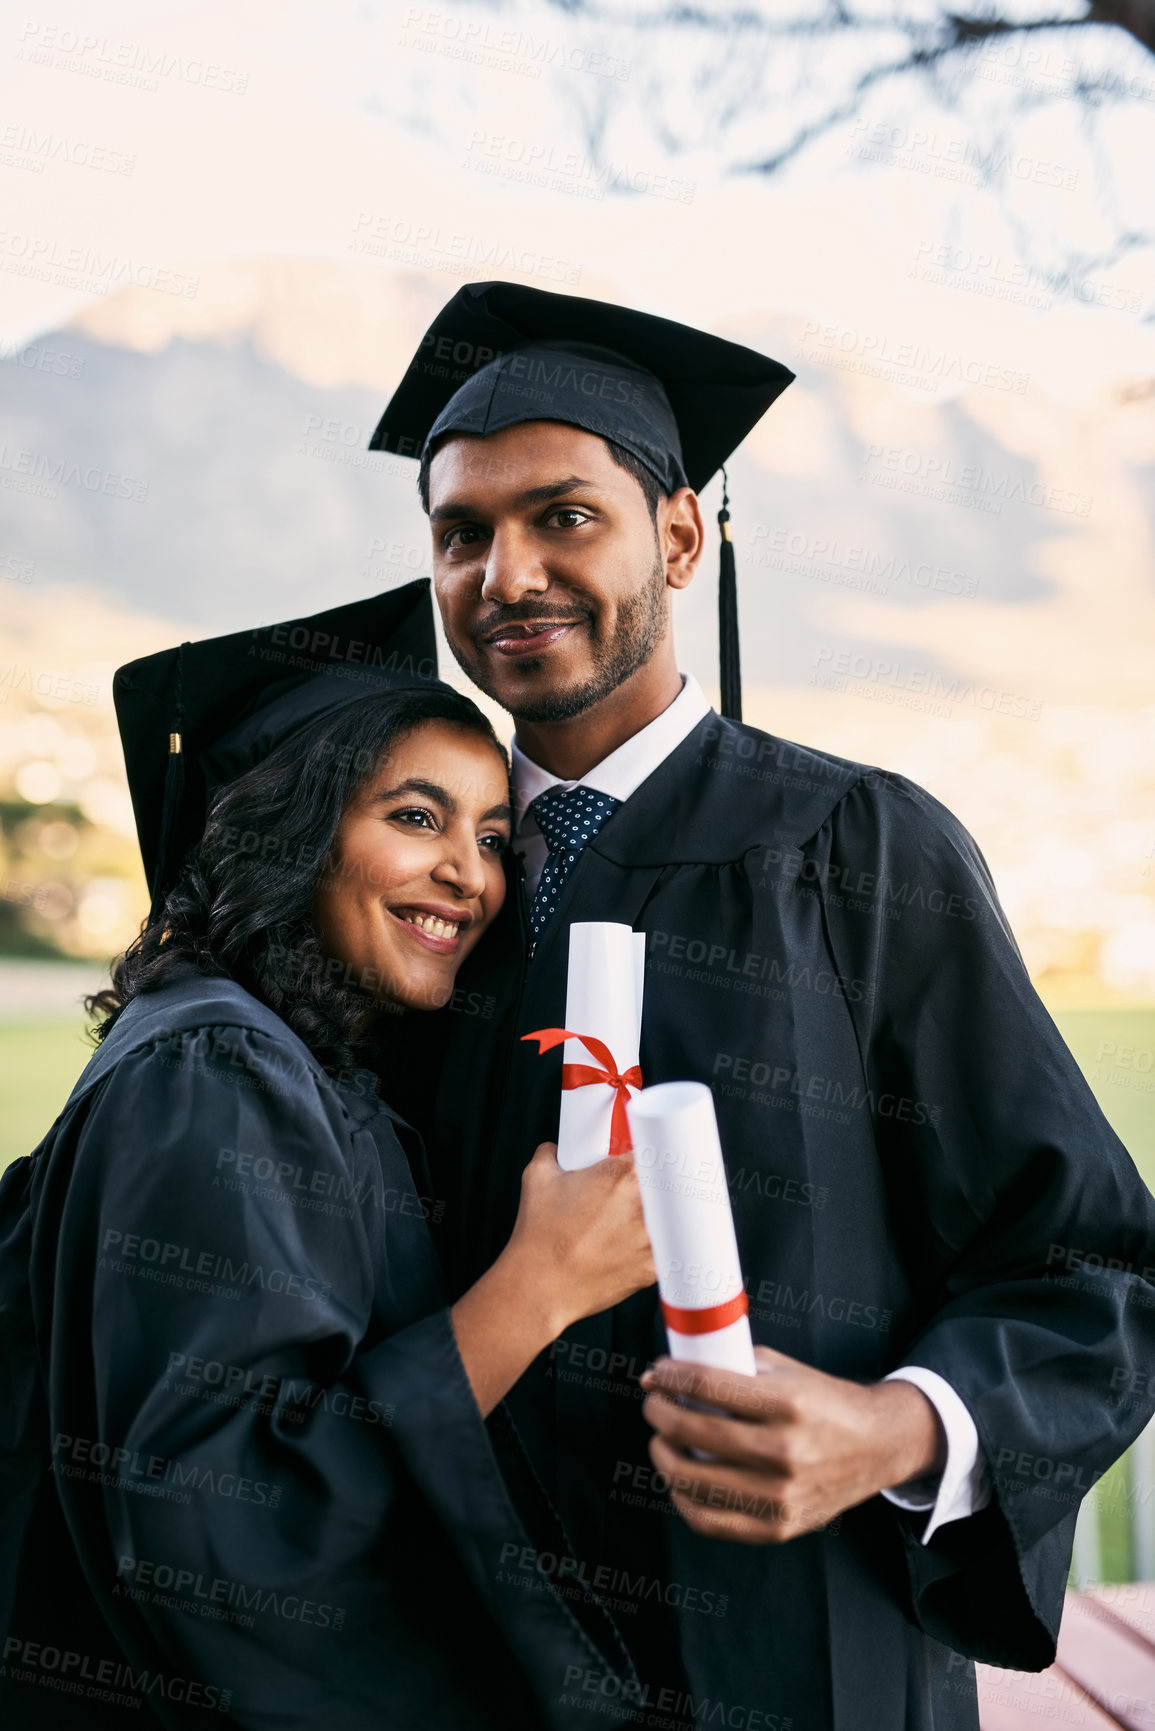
left=427, top=421, right=692, bottom=723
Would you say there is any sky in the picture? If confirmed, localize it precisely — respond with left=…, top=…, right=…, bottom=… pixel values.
left=1, top=0, right=1152, bottom=378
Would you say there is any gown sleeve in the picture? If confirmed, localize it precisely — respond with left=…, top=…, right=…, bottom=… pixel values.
left=42, top=1020, right=633, bottom=1729
left=816, top=772, right=1155, bottom=1668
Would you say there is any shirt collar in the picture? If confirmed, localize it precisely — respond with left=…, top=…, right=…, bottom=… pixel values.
left=511, top=673, right=712, bottom=829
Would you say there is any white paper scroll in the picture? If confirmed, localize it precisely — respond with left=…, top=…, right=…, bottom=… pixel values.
left=556, top=922, right=647, bottom=1171
left=625, top=1081, right=756, bottom=1375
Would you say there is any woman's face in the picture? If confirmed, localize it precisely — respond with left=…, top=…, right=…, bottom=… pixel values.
left=312, top=720, right=511, bottom=1012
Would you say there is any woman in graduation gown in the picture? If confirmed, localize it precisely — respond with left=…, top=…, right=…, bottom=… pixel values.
left=0, top=583, right=653, bottom=1731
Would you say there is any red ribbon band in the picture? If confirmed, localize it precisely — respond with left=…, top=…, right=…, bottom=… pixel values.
left=661, top=1291, right=750, bottom=1336
left=521, top=1026, right=642, bottom=1156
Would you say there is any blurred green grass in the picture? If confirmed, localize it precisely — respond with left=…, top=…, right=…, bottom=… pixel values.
left=0, top=1018, right=97, bottom=1166
left=1092, top=1451, right=1137, bottom=1587
left=1049, top=1009, right=1155, bottom=1194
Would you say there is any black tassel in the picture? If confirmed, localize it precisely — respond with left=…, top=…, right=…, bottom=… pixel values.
left=717, top=466, right=742, bottom=721
left=150, top=643, right=188, bottom=919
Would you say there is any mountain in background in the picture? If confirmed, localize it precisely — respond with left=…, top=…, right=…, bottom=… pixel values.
left=0, top=257, right=1118, bottom=696
left=1, top=259, right=1153, bottom=992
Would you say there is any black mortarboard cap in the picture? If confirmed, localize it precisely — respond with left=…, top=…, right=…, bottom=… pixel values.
left=368, top=281, right=795, bottom=719
left=114, top=579, right=439, bottom=916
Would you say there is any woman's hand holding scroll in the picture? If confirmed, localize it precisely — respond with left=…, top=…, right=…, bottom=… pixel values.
left=451, top=1141, right=656, bottom=1418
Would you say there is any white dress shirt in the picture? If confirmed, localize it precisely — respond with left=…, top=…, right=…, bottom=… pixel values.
left=510, top=673, right=991, bottom=1540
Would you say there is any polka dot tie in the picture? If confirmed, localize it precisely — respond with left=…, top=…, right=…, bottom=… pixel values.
left=528, top=786, right=622, bottom=939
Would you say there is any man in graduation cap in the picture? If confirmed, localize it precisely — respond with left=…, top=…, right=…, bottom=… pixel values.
left=369, top=281, right=1155, bottom=1730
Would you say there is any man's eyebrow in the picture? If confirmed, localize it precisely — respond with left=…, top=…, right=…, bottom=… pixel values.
left=429, top=476, right=601, bottom=523
left=372, top=777, right=456, bottom=814
left=514, top=476, right=599, bottom=508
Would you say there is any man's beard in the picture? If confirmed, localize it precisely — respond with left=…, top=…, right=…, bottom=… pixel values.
left=447, top=553, right=668, bottom=724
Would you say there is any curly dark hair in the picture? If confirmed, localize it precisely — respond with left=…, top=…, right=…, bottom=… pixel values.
left=86, top=684, right=509, bottom=1078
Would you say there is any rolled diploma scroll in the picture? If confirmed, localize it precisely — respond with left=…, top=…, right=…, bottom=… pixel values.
left=556, top=922, right=647, bottom=1172
left=625, top=1081, right=756, bottom=1376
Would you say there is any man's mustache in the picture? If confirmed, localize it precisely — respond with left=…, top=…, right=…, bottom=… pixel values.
left=471, top=603, right=594, bottom=644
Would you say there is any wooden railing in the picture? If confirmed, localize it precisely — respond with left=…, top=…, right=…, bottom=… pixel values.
left=978, top=1421, right=1155, bottom=1727
left=978, top=1585, right=1155, bottom=1729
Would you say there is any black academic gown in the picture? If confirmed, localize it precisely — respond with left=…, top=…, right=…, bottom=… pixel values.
left=425, top=710, right=1155, bottom=1731
left=0, top=974, right=638, bottom=1731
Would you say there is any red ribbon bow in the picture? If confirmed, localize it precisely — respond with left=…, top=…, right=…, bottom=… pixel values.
left=521, top=1027, right=643, bottom=1156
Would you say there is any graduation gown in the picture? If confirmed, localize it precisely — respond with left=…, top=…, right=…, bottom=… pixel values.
left=424, top=710, right=1155, bottom=1731
left=0, top=973, right=638, bottom=1730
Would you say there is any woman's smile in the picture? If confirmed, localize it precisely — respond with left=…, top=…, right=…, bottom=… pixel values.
left=313, top=719, right=511, bottom=1009
left=388, top=901, right=474, bottom=953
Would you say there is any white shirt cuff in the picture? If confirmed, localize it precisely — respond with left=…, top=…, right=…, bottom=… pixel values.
left=879, top=1366, right=991, bottom=1543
